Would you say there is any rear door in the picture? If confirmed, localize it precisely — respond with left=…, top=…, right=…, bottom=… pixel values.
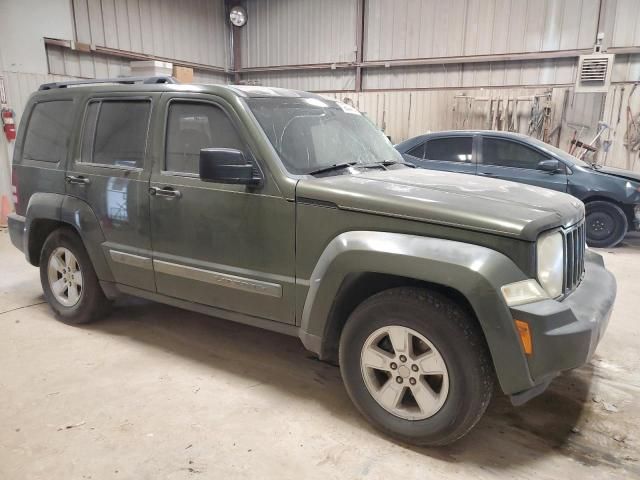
left=405, top=136, right=477, bottom=175
left=477, top=136, right=568, bottom=192
left=14, top=98, right=76, bottom=212
left=66, top=94, right=157, bottom=291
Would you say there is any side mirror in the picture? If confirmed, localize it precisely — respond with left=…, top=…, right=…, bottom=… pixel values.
left=537, top=159, right=561, bottom=173
left=199, top=148, right=262, bottom=186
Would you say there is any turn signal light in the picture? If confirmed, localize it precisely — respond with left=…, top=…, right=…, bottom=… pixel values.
left=514, top=320, right=533, bottom=356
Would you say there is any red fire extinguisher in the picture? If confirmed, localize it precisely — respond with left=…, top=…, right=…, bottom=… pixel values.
left=1, top=107, right=16, bottom=142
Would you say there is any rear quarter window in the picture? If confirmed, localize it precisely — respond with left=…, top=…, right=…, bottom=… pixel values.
left=406, top=143, right=426, bottom=159
left=22, top=100, right=74, bottom=163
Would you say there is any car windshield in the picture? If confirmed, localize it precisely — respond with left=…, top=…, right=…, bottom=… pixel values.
left=246, top=97, right=405, bottom=175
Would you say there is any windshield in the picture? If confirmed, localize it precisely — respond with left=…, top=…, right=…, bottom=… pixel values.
left=246, top=97, right=404, bottom=175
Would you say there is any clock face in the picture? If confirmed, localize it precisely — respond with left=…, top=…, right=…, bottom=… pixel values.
left=229, top=6, right=247, bottom=27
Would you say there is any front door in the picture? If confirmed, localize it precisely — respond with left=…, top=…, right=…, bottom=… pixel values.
left=148, top=94, right=296, bottom=324
left=476, top=136, right=568, bottom=192
left=66, top=94, right=157, bottom=291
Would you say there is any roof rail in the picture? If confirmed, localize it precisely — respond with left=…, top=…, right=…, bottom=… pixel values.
left=38, top=75, right=178, bottom=90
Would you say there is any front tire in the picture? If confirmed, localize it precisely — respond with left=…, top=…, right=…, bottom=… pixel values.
left=40, top=227, right=111, bottom=324
left=339, top=287, right=494, bottom=446
left=585, top=201, right=628, bottom=248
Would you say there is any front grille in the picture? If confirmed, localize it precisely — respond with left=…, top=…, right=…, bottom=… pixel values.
left=563, top=220, right=586, bottom=294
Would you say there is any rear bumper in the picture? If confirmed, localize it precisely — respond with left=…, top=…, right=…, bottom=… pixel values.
left=508, top=249, right=615, bottom=403
left=8, top=213, right=26, bottom=253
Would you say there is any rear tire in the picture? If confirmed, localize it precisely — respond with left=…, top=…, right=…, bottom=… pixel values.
left=339, top=287, right=494, bottom=446
left=585, top=201, right=628, bottom=248
left=40, top=227, right=111, bottom=324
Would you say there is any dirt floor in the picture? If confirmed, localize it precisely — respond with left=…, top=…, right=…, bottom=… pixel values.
left=0, top=229, right=639, bottom=480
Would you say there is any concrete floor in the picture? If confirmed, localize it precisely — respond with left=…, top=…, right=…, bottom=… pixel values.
left=0, top=230, right=639, bottom=480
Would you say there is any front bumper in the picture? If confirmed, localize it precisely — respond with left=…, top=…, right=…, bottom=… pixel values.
left=7, top=213, right=26, bottom=253
left=509, top=249, right=616, bottom=403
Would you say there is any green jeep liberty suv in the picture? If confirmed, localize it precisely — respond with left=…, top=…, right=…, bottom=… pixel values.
left=8, top=77, right=616, bottom=446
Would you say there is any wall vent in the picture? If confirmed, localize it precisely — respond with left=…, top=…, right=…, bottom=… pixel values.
left=575, top=53, right=614, bottom=93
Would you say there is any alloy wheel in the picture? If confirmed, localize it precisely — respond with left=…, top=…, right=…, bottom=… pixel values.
left=47, top=247, right=83, bottom=307
left=360, top=325, right=449, bottom=420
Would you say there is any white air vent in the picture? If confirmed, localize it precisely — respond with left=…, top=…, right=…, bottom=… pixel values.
left=575, top=53, right=614, bottom=93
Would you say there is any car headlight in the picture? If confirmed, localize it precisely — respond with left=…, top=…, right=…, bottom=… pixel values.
left=536, top=230, right=564, bottom=298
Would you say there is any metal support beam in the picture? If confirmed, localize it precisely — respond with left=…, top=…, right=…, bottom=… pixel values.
left=234, top=46, right=640, bottom=75
left=597, top=0, right=618, bottom=50
left=354, top=0, right=366, bottom=92
left=224, top=0, right=242, bottom=83
left=44, top=38, right=229, bottom=75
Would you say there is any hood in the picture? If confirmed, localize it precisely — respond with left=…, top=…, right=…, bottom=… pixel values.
left=595, top=166, right=640, bottom=183
left=296, top=169, right=584, bottom=241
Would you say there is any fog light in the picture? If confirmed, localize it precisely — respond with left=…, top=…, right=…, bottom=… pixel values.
left=501, top=279, right=548, bottom=307
left=514, top=320, right=533, bottom=356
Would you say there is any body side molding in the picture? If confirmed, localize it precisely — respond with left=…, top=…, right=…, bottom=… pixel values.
left=153, top=259, right=283, bottom=298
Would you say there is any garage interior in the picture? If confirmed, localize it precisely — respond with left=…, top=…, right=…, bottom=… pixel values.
left=1, top=0, right=639, bottom=478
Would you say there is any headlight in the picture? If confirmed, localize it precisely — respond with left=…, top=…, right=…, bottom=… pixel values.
left=537, top=230, right=564, bottom=298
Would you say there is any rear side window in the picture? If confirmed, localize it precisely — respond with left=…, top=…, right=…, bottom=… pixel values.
left=23, top=100, right=73, bottom=163
left=165, top=102, right=245, bottom=174
left=81, top=100, right=151, bottom=168
left=425, top=137, right=473, bottom=163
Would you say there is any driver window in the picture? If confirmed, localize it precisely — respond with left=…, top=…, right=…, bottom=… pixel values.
left=482, top=138, right=549, bottom=169
left=165, top=102, right=244, bottom=174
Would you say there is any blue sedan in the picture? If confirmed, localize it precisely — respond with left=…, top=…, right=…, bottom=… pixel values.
left=395, top=130, right=640, bottom=248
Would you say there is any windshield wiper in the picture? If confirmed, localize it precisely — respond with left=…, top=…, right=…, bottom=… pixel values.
left=360, top=160, right=416, bottom=169
left=383, top=160, right=415, bottom=168
left=308, top=160, right=414, bottom=176
left=308, top=162, right=358, bottom=175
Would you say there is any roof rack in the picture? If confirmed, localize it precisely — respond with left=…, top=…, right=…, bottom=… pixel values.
left=39, top=75, right=178, bottom=91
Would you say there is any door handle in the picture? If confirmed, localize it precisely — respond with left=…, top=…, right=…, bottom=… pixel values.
left=65, top=175, right=91, bottom=185
left=478, top=172, right=495, bottom=176
left=149, top=186, right=181, bottom=199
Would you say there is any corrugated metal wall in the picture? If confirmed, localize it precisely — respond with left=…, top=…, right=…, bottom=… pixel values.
left=612, top=54, right=640, bottom=83
left=236, top=0, right=639, bottom=93
left=46, top=45, right=131, bottom=79
left=364, top=0, right=600, bottom=61
left=611, top=0, right=640, bottom=47
left=71, top=0, right=229, bottom=67
left=240, top=0, right=358, bottom=67
left=600, top=83, right=640, bottom=171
